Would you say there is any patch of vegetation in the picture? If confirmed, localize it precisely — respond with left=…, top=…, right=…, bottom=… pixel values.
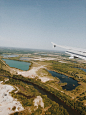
left=0, top=68, right=69, bottom=115
left=45, top=60, right=86, bottom=82
left=12, top=106, right=16, bottom=111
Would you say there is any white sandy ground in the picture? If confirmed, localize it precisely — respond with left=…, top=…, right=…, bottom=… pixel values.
left=33, top=96, right=44, bottom=109
left=0, top=81, right=24, bottom=115
left=17, top=65, right=53, bottom=83
left=20, top=57, right=57, bottom=61
left=33, top=57, right=57, bottom=61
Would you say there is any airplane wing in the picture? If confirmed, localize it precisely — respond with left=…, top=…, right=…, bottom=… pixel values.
left=51, top=42, right=86, bottom=60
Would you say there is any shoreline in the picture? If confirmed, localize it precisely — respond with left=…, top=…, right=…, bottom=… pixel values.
left=17, top=65, right=53, bottom=83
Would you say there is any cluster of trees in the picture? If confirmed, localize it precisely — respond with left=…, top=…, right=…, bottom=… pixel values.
left=0, top=68, right=11, bottom=81
left=12, top=74, right=86, bottom=115
left=0, top=68, right=10, bottom=75
left=5, top=75, right=69, bottom=115
left=41, top=95, right=68, bottom=115
left=46, top=60, right=86, bottom=83
left=1, top=66, right=86, bottom=114
left=0, top=47, right=38, bottom=54
left=78, top=96, right=86, bottom=101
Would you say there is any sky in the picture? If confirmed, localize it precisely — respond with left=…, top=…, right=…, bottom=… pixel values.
left=0, top=0, right=86, bottom=51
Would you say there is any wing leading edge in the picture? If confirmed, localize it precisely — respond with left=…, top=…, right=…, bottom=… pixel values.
left=51, top=42, right=86, bottom=60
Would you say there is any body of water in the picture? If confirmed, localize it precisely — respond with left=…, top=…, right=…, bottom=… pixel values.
left=47, top=70, right=79, bottom=91
left=2, top=54, right=18, bottom=58
left=2, top=59, right=31, bottom=71
left=78, top=68, right=86, bottom=72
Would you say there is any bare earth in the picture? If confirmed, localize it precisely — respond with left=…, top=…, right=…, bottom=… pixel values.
left=0, top=81, right=24, bottom=115
left=17, top=65, right=53, bottom=83
left=33, top=96, right=44, bottom=109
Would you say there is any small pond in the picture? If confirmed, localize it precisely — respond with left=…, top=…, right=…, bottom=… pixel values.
left=78, top=68, right=86, bottom=72
left=2, top=59, right=31, bottom=71
left=47, top=70, right=79, bottom=91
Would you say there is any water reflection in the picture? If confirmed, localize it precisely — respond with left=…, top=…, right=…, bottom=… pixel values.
left=47, top=70, right=79, bottom=90
left=2, top=59, right=31, bottom=71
